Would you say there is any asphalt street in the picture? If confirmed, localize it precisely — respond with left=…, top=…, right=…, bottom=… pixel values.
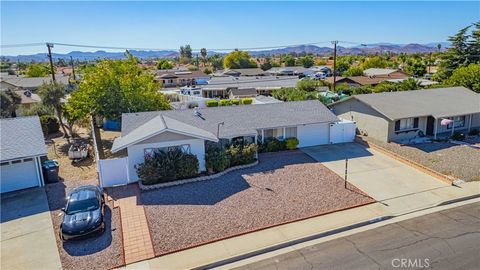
left=234, top=202, right=480, bottom=270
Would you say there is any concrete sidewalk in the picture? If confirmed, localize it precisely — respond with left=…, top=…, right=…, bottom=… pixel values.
left=122, top=143, right=479, bottom=270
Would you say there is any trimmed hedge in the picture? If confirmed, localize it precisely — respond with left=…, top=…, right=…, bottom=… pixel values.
left=219, top=99, right=232, bottom=106
left=205, top=146, right=230, bottom=172
left=206, top=100, right=219, bottom=107
left=231, top=99, right=240, bottom=105
left=241, top=98, right=253, bottom=105
left=285, top=137, right=299, bottom=150
left=40, top=115, right=60, bottom=135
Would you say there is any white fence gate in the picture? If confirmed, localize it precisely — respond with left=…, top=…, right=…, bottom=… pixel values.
left=329, top=120, right=356, bottom=144
left=98, top=157, right=129, bottom=187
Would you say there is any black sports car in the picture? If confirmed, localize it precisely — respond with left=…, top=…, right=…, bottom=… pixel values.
left=60, top=185, right=105, bottom=241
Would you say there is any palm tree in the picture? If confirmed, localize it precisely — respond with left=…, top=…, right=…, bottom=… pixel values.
left=38, top=82, right=69, bottom=138
left=437, top=43, right=442, bottom=52
left=200, top=48, right=208, bottom=67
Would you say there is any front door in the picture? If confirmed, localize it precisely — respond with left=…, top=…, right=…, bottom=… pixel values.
left=426, top=116, right=435, bottom=136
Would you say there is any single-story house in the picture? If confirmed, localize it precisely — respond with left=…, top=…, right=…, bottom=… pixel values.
left=228, top=88, right=258, bottom=99
left=0, top=116, right=47, bottom=193
left=213, top=68, right=270, bottom=77
left=155, top=70, right=210, bottom=88
left=363, top=68, right=409, bottom=78
left=329, top=87, right=480, bottom=143
left=0, top=75, right=71, bottom=91
left=14, top=90, right=42, bottom=116
left=111, top=100, right=355, bottom=182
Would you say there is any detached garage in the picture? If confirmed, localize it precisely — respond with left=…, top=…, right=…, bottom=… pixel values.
left=1, top=116, right=47, bottom=193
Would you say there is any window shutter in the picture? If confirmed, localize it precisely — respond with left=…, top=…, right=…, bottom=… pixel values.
left=413, top=118, right=419, bottom=128
left=395, top=120, right=400, bottom=131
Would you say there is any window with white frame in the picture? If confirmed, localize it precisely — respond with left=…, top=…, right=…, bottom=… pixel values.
left=263, top=128, right=283, bottom=139
left=395, top=117, right=419, bottom=132
left=447, top=116, right=466, bottom=129
left=144, top=144, right=191, bottom=159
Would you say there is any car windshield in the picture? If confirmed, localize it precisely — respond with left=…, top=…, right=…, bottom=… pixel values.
left=66, top=198, right=99, bottom=214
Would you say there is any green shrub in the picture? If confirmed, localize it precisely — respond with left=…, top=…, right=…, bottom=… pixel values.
left=227, top=143, right=257, bottom=166
left=39, top=115, right=60, bottom=134
left=265, top=138, right=286, bottom=152
left=451, top=132, right=465, bottom=141
left=468, top=128, right=479, bottom=136
left=285, top=137, right=299, bottom=150
left=206, top=100, right=218, bottom=107
left=137, top=149, right=199, bottom=185
left=205, top=146, right=230, bottom=172
left=219, top=99, right=232, bottom=106
left=231, top=99, right=240, bottom=105
left=188, top=102, right=199, bottom=109
left=241, top=98, right=253, bottom=105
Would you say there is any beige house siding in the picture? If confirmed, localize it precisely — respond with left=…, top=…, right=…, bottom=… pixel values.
left=332, top=99, right=390, bottom=142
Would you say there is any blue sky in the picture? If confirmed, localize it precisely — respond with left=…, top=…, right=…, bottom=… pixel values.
left=1, top=1, right=479, bottom=55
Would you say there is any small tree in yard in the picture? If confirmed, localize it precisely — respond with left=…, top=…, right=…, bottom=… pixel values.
left=38, top=82, right=69, bottom=138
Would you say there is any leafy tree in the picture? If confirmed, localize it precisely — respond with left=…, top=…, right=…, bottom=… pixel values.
left=0, top=90, right=21, bottom=118
left=447, top=64, right=480, bottom=93
left=297, top=56, right=314, bottom=68
left=405, top=59, right=427, bottom=77
left=373, top=78, right=421, bottom=93
left=260, top=57, right=273, bottom=71
left=26, top=63, right=50, bottom=77
left=296, top=78, right=320, bottom=92
left=65, top=53, right=170, bottom=121
left=342, top=66, right=364, bottom=77
left=200, top=48, right=208, bottom=66
left=179, top=44, right=193, bottom=64
left=208, top=54, right=224, bottom=71
left=223, top=49, right=257, bottom=69
left=361, top=56, right=388, bottom=69
left=38, top=82, right=69, bottom=137
left=335, top=57, right=352, bottom=74
left=282, top=55, right=296, bottom=66
left=156, top=59, right=173, bottom=69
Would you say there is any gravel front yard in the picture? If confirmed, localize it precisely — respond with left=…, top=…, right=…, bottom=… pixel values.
left=139, top=151, right=374, bottom=256
left=363, top=137, right=480, bottom=182
left=45, top=179, right=124, bottom=270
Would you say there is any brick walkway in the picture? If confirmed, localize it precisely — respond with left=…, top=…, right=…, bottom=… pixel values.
left=114, top=196, right=155, bottom=264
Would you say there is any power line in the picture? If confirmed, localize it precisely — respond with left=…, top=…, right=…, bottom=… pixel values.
left=1, top=40, right=367, bottom=52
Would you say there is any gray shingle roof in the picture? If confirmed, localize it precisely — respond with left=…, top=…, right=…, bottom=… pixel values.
left=0, top=116, right=47, bottom=161
left=338, top=87, right=480, bottom=120
left=363, top=68, right=400, bottom=76
left=205, top=76, right=299, bottom=90
left=2, top=75, right=70, bottom=89
left=112, top=115, right=218, bottom=152
left=120, top=100, right=338, bottom=141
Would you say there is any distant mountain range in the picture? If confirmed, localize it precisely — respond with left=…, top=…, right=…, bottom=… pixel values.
left=2, top=42, right=450, bottom=62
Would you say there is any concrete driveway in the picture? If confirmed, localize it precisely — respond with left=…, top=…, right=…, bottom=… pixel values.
left=302, top=143, right=450, bottom=213
left=1, top=188, right=61, bottom=270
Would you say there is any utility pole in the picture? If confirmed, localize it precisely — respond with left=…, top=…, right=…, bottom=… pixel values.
left=331, top=41, right=338, bottom=92
left=344, top=158, right=348, bottom=189
left=70, top=56, right=76, bottom=81
left=46, top=43, right=56, bottom=82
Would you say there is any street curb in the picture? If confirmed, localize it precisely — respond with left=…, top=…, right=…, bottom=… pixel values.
left=195, top=194, right=479, bottom=270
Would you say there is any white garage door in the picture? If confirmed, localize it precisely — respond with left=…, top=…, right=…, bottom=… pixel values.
left=297, top=123, right=330, bottom=147
left=1, top=159, right=40, bottom=193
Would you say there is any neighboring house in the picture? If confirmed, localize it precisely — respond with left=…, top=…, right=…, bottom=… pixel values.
left=14, top=90, right=42, bottom=116
left=252, top=95, right=283, bottom=105
left=155, top=70, right=210, bottom=88
left=111, top=100, right=354, bottom=182
left=267, top=66, right=332, bottom=77
left=329, top=87, right=480, bottom=143
left=228, top=88, right=258, bottom=99
left=363, top=68, right=409, bottom=77
left=213, top=68, right=270, bottom=77
left=325, top=68, right=410, bottom=87
left=202, top=76, right=299, bottom=98
left=0, top=75, right=71, bottom=91
left=0, top=116, right=47, bottom=193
